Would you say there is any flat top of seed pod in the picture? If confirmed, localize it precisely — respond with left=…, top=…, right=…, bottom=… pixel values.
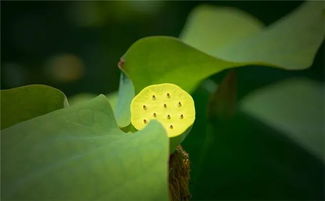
left=130, top=83, right=195, bottom=137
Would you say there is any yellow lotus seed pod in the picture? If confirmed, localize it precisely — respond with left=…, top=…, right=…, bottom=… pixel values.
left=130, top=83, right=195, bottom=138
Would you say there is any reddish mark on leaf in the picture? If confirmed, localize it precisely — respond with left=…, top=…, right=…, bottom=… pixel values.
left=118, top=58, right=125, bottom=69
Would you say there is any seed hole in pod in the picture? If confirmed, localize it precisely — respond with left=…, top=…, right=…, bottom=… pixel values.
left=180, top=114, right=184, bottom=119
left=143, top=119, right=147, bottom=124
left=178, top=101, right=182, bottom=107
left=164, top=103, right=167, bottom=108
left=143, top=105, right=147, bottom=110
left=152, top=95, right=156, bottom=100
left=170, top=125, right=173, bottom=129
left=167, top=93, right=170, bottom=98
left=167, top=114, right=171, bottom=119
left=153, top=113, right=157, bottom=117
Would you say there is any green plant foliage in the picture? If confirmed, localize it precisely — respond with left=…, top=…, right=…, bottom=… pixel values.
left=1, top=95, right=169, bottom=201
left=209, top=2, right=325, bottom=69
left=115, top=73, right=135, bottom=128
left=241, top=78, right=325, bottom=161
left=107, top=92, right=118, bottom=108
left=182, top=2, right=325, bottom=69
left=0, top=84, right=68, bottom=130
left=1, top=2, right=324, bottom=201
left=207, top=71, right=237, bottom=118
left=180, top=5, right=264, bottom=54
left=122, top=36, right=235, bottom=93
left=183, top=87, right=324, bottom=200
left=121, top=2, right=324, bottom=93
left=68, top=93, right=98, bottom=105
left=69, top=92, right=118, bottom=110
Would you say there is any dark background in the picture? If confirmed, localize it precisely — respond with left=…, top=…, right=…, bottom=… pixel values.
left=2, top=1, right=324, bottom=200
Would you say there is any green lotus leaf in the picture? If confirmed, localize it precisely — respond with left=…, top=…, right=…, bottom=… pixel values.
left=69, top=92, right=117, bottom=110
left=120, top=2, right=324, bottom=94
left=1, top=84, right=68, bottom=130
left=1, top=95, right=169, bottom=201
left=180, top=5, right=264, bottom=54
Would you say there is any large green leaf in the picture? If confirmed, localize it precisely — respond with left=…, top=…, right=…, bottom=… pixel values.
left=121, top=36, right=236, bottom=93
left=1, top=84, right=68, bottom=130
left=241, top=78, right=325, bottom=161
left=210, top=1, right=325, bottom=69
left=1, top=95, right=169, bottom=201
left=121, top=2, right=324, bottom=93
left=180, top=5, right=264, bottom=55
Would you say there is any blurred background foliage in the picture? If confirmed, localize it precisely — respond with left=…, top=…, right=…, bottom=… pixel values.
left=2, top=1, right=324, bottom=200
left=4, top=1, right=323, bottom=94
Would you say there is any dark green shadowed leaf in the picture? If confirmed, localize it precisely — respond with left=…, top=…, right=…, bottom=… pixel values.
left=1, top=95, right=169, bottom=201
left=241, top=78, right=325, bottom=161
left=208, top=71, right=237, bottom=119
left=121, top=2, right=324, bottom=93
left=186, top=112, right=324, bottom=200
left=183, top=87, right=324, bottom=200
left=1, top=84, right=68, bottom=130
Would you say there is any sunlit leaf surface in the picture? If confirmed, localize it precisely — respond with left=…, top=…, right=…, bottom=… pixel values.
left=69, top=92, right=117, bottom=111
left=2, top=95, right=169, bottom=201
left=181, top=5, right=264, bottom=54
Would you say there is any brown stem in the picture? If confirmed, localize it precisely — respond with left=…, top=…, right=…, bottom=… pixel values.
left=169, top=146, right=191, bottom=201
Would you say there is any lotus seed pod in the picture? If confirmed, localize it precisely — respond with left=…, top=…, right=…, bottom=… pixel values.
left=130, top=83, right=195, bottom=151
